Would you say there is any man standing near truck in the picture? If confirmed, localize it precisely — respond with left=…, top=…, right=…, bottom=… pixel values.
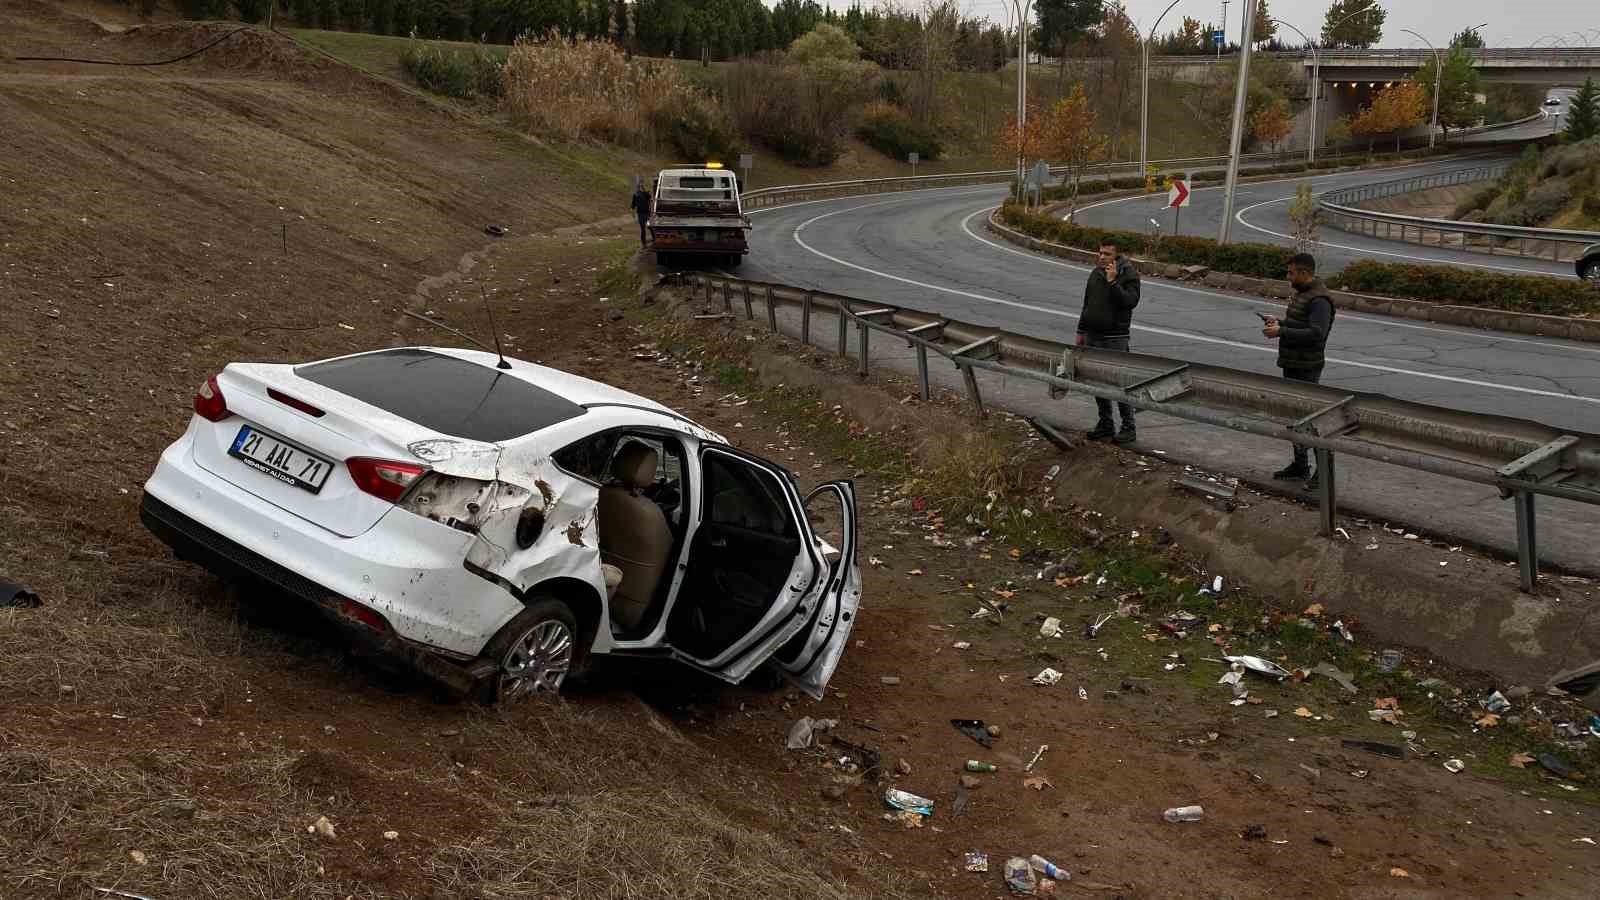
left=1262, top=252, right=1336, bottom=491
left=1076, top=239, right=1141, bottom=444
left=630, top=179, right=652, bottom=248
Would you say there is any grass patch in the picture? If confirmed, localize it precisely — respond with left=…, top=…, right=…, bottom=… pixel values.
left=285, top=28, right=507, bottom=83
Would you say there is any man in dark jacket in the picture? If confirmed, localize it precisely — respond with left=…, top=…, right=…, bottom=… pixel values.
left=1077, top=239, right=1142, bottom=444
left=630, top=180, right=652, bottom=247
left=1263, top=252, right=1336, bottom=489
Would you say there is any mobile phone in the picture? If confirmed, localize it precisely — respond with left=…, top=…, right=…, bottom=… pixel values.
left=1255, top=313, right=1273, bottom=323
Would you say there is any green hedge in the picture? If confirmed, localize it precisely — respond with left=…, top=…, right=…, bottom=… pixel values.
left=999, top=205, right=1600, bottom=316
left=998, top=205, right=1292, bottom=279
left=855, top=107, right=944, bottom=161
left=1328, top=261, right=1599, bottom=317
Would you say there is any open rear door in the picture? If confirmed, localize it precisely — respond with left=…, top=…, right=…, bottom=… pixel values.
left=772, top=481, right=860, bottom=699
left=663, top=446, right=829, bottom=685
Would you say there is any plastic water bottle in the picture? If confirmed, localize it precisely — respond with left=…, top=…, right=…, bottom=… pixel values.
left=1163, top=805, right=1204, bottom=823
left=1029, top=854, right=1070, bottom=881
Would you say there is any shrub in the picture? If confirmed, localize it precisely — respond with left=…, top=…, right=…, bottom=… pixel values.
left=998, top=205, right=1290, bottom=278
left=855, top=102, right=943, bottom=161
left=1108, top=176, right=1144, bottom=189
left=503, top=33, right=724, bottom=157
left=1191, top=169, right=1226, bottom=181
left=1492, top=179, right=1573, bottom=226
left=1584, top=193, right=1600, bottom=219
left=724, top=54, right=872, bottom=167
left=1452, top=183, right=1501, bottom=219
left=400, top=42, right=504, bottom=100
left=1331, top=261, right=1600, bottom=316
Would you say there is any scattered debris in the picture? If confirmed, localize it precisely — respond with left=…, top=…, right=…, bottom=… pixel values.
left=383, top=830, right=399, bottom=840
left=483, top=224, right=509, bottom=236
left=1377, top=649, right=1403, bottom=673
left=1483, top=691, right=1512, bottom=713
left=966, top=760, right=999, bottom=773
left=1311, top=662, right=1357, bottom=694
left=953, top=782, right=972, bottom=816
left=1537, top=752, right=1577, bottom=780
left=1032, top=668, right=1063, bottom=686
left=785, top=716, right=837, bottom=750
left=951, top=719, right=994, bottom=748
left=1029, top=854, right=1070, bottom=882
left=1443, top=759, right=1465, bottom=774
left=128, top=849, right=148, bottom=866
left=1390, top=867, right=1410, bottom=878
left=884, top=788, right=934, bottom=816
left=896, top=758, right=913, bottom=776
left=308, top=815, right=337, bottom=840
left=1293, top=707, right=1314, bottom=718
left=966, top=851, right=990, bottom=873
left=952, top=641, right=971, bottom=650
left=1024, top=744, right=1049, bottom=773
left=1023, top=776, right=1054, bottom=791
left=1004, top=857, right=1038, bottom=894
left=1242, top=824, right=1267, bottom=841
left=1342, top=739, right=1406, bottom=759
left=1039, top=616, right=1063, bottom=638
left=1076, top=686, right=1089, bottom=701
left=0, top=582, right=41, bottom=608
left=1163, top=805, right=1204, bottom=823
left=880, top=676, right=901, bottom=686
left=1225, top=655, right=1293, bottom=680
left=884, top=810, right=925, bottom=828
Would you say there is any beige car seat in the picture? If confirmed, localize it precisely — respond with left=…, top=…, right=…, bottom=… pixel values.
left=597, top=443, right=673, bottom=629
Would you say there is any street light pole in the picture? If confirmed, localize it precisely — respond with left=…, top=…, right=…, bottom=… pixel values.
left=1140, top=1, right=1184, bottom=189
left=1269, top=19, right=1318, bottom=163
left=1008, top=0, right=1035, bottom=191
left=1402, top=28, right=1441, bottom=148
left=1217, top=0, right=1258, bottom=244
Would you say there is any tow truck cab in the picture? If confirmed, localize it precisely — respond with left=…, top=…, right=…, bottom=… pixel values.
left=648, top=166, right=751, bottom=268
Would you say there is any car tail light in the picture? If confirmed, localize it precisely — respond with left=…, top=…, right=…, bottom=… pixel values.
left=193, top=375, right=229, bottom=422
left=347, top=458, right=427, bottom=503
left=339, top=598, right=391, bottom=633
left=268, top=388, right=325, bottom=418
left=722, top=229, right=743, bottom=240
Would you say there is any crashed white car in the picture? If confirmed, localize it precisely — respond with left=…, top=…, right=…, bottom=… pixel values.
left=140, top=347, right=860, bottom=701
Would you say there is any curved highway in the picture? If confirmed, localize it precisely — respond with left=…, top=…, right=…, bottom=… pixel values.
left=740, top=170, right=1600, bottom=570
left=1071, top=158, right=1574, bottom=277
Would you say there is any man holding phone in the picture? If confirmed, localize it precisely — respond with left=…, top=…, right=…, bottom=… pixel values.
left=1262, top=252, right=1335, bottom=489
left=1076, top=239, right=1142, bottom=444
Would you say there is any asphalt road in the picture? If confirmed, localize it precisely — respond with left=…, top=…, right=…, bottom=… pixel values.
left=1456, top=87, right=1576, bottom=143
left=1071, top=157, right=1576, bottom=278
left=739, top=178, right=1600, bottom=572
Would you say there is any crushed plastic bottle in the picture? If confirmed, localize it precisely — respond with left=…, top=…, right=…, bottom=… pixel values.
left=1163, top=805, right=1204, bottom=823
left=1029, top=854, right=1070, bottom=882
left=965, top=760, right=998, bottom=773
left=1003, top=857, right=1037, bottom=894
left=883, top=788, right=934, bottom=816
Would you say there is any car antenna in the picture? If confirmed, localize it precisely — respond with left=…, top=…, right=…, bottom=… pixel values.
left=400, top=310, right=494, bottom=354
left=478, top=283, right=512, bottom=370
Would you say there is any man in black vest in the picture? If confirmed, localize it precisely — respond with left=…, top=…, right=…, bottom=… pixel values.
left=1263, top=252, right=1335, bottom=489
left=1077, top=239, right=1141, bottom=444
left=630, top=179, right=653, bottom=248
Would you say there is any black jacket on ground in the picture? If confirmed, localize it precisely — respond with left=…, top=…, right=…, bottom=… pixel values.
left=1277, top=279, right=1335, bottom=370
left=1076, top=256, right=1141, bottom=338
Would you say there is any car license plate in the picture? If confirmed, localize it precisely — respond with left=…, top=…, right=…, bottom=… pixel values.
left=229, top=425, right=332, bottom=493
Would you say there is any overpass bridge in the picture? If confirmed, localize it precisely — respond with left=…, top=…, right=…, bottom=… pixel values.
left=1305, top=48, right=1600, bottom=85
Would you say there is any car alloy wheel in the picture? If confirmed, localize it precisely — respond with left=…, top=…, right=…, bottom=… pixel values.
left=498, top=618, right=574, bottom=700
left=1584, top=261, right=1600, bottom=283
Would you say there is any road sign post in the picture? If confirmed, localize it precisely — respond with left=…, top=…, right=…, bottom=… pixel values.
left=738, top=153, right=753, bottom=191
left=909, top=151, right=919, bottom=178
left=1167, top=177, right=1191, bottom=235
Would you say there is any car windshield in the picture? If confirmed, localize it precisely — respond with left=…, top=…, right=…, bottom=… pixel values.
left=296, top=349, right=585, bottom=442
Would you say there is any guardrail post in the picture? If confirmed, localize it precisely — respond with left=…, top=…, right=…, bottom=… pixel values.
left=741, top=283, right=753, bottom=319
left=1514, top=490, right=1538, bottom=592
left=957, top=362, right=985, bottom=417
left=801, top=291, right=813, bottom=345
left=857, top=321, right=869, bottom=378
left=705, top=277, right=714, bottom=308
left=1314, top=448, right=1337, bottom=537
left=915, top=345, right=931, bottom=400
left=764, top=285, right=777, bottom=332
left=836, top=306, right=848, bottom=358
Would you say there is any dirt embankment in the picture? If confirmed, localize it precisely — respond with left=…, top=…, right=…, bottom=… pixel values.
left=1353, top=183, right=1485, bottom=219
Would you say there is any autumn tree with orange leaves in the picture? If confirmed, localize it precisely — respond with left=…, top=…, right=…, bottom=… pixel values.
left=993, top=106, right=1046, bottom=203
left=1040, top=85, right=1109, bottom=221
left=1250, top=98, right=1294, bottom=156
left=1352, top=81, right=1428, bottom=152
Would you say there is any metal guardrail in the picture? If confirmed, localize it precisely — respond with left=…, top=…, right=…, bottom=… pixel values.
left=689, top=273, right=1600, bottom=591
left=1318, top=164, right=1600, bottom=263
left=1311, top=48, right=1600, bottom=62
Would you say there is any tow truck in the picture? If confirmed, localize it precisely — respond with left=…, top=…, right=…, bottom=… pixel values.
left=647, top=163, right=750, bottom=268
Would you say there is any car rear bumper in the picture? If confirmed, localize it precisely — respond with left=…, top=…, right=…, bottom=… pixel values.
left=647, top=242, right=748, bottom=254
left=141, top=429, right=522, bottom=659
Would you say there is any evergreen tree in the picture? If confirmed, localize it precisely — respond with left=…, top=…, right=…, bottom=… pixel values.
left=1567, top=78, right=1600, bottom=142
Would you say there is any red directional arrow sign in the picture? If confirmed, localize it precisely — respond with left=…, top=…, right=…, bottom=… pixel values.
left=1167, top=178, right=1191, bottom=209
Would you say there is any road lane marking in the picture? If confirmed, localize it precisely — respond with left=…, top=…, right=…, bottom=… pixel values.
left=785, top=198, right=1600, bottom=408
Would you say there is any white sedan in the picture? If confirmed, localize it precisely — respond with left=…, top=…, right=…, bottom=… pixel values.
left=141, top=347, right=860, bottom=701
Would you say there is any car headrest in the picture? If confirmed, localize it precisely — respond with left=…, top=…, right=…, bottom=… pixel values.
left=613, top=443, right=658, bottom=491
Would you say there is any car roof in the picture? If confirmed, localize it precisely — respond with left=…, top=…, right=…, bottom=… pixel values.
left=409, top=346, right=681, bottom=410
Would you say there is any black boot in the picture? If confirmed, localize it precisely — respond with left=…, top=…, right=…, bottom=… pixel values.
left=1087, top=421, right=1115, bottom=441
left=1304, top=471, right=1320, bottom=492
left=1273, top=461, right=1310, bottom=480
left=1112, top=425, right=1137, bottom=445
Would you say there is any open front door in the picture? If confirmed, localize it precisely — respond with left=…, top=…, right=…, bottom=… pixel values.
left=663, top=446, right=827, bottom=684
left=772, top=481, right=860, bottom=699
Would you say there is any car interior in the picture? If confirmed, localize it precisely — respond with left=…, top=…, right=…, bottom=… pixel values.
left=665, top=449, right=805, bottom=661
left=554, top=431, right=690, bottom=636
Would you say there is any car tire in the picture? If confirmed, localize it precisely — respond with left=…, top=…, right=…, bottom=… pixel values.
left=478, top=597, right=582, bottom=704
left=727, top=254, right=743, bottom=269
left=656, top=251, right=675, bottom=268
left=1583, top=259, right=1600, bottom=283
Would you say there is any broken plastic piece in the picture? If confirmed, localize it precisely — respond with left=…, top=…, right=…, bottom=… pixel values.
left=785, top=716, right=837, bottom=750
left=951, top=719, right=994, bottom=748
left=0, top=582, right=41, bottom=608
left=1310, top=662, right=1357, bottom=694
left=884, top=788, right=934, bottom=816
left=1004, top=857, right=1038, bottom=894
left=1537, top=752, right=1576, bottom=780
left=1341, top=739, right=1406, bottom=759
left=965, top=851, right=989, bottom=872
left=1039, top=616, right=1063, bottom=638
left=1032, top=667, right=1063, bottom=686
left=1225, top=655, right=1293, bottom=680
left=1443, top=758, right=1465, bottom=774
